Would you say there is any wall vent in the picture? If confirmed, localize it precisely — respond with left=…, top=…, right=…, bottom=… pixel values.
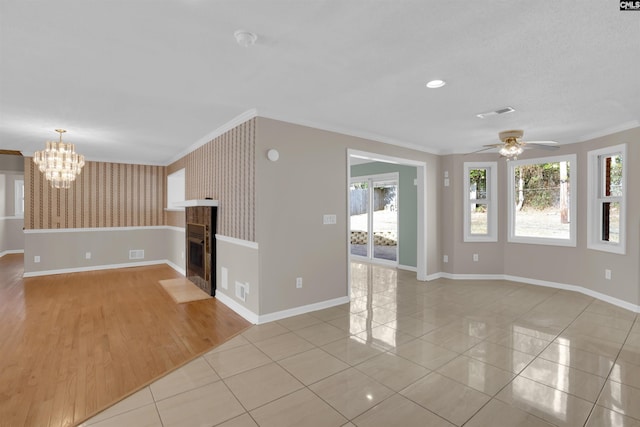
left=476, top=106, right=515, bottom=119
left=235, top=281, right=247, bottom=302
left=129, top=249, right=145, bottom=260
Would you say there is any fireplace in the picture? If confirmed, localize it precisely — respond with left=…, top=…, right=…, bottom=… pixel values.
left=184, top=204, right=218, bottom=296
left=187, top=223, right=206, bottom=280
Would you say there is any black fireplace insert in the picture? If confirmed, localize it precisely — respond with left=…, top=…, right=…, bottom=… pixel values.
left=187, top=223, right=207, bottom=284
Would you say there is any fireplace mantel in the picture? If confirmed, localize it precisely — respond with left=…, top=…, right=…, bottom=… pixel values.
left=174, top=199, right=219, bottom=207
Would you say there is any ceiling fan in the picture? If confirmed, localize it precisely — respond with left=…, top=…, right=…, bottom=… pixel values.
left=474, top=130, right=559, bottom=160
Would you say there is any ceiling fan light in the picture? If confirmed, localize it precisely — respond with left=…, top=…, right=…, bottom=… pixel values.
left=499, top=144, right=524, bottom=158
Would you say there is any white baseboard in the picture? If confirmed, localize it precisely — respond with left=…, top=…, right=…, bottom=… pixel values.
left=503, top=274, right=640, bottom=313
left=215, top=292, right=259, bottom=324
left=0, top=249, right=24, bottom=258
left=165, top=260, right=186, bottom=276
left=257, top=296, right=351, bottom=325
left=429, top=271, right=640, bottom=313
left=425, top=272, right=444, bottom=281
left=214, top=292, right=351, bottom=325
left=439, top=272, right=508, bottom=281
left=23, top=260, right=168, bottom=278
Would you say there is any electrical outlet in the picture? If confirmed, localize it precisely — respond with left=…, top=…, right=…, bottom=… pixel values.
left=181, top=251, right=185, bottom=259
left=473, top=253, right=479, bottom=262
left=443, top=255, right=448, bottom=263
left=296, top=277, right=303, bottom=288
left=85, top=252, right=91, bottom=260
left=34, top=255, right=40, bottom=263
left=605, top=269, right=612, bottom=280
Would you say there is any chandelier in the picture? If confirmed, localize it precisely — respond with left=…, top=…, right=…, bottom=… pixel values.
left=33, top=129, right=85, bottom=189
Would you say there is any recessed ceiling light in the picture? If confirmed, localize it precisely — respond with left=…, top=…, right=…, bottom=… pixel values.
left=426, top=79, right=446, bottom=89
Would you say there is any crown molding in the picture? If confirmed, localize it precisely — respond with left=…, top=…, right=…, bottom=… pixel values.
left=166, top=108, right=258, bottom=165
left=165, top=107, right=442, bottom=167
left=576, top=120, right=640, bottom=144
left=256, top=110, right=441, bottom=156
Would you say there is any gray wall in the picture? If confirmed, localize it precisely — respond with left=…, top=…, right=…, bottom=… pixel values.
left=351, top=162, right=418, bottom=268
left=442, top=127, right=640, bottom=306
left=216, top=238, right=260, bottom=315
left=440, top=154, right=505, bottom=275
left=255, top=117, right=440, bottom=316
left=0, top=155, right=25, bottom=254
left=23, top=227, right=178, bottom=275
left=0, top=154, right=24, bottom=171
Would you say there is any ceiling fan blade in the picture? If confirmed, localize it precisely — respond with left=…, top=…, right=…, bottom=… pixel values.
left=526, top=140, right=558, bottom=144
left=483, top=144, right=503, bottom=148
left=526, top=143, right=560, bottom=150
left=466, top=146, right=496, bottom=155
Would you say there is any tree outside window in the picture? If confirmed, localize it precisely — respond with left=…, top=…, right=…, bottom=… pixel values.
left=588, top=144, right=626, bottom=254
left=508, top=155, right=576, bottom=246
left=464, top=162, right=497, bottom=242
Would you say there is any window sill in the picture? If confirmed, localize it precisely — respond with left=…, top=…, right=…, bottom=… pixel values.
left=508, top=236, right=576, bottom=247
left=464, top=236, right=498, bottom=243
left=587, top=243, right=626, bottom=255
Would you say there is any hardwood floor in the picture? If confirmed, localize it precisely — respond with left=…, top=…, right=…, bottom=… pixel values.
left=0, top=254, right=251, bottom=427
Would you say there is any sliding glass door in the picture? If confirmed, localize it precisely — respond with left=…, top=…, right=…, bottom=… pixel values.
left=350, top=174, right=398, bottom=264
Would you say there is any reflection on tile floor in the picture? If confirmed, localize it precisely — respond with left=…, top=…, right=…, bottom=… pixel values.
left=82, top=262, right=640, bottom=427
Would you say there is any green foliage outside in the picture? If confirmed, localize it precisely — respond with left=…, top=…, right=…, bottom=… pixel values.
left=515, top=163, right=567, bottom=210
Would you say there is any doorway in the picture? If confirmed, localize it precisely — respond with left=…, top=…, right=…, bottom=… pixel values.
left=347, top=149, right=428, bottom=300
left=349, top=173, right=399, bottom=265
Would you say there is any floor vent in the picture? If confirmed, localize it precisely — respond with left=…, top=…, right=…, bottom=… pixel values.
left=129, top=249, right=145, bottom=260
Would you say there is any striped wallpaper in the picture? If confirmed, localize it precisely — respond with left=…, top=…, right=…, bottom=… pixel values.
left=172, top=118, right=256, bottom=242
left=25, top=159, right=165, bottom=229
left=24, top=118, right=255, bottom=238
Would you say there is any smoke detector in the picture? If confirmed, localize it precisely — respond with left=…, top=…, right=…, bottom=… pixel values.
left=234, top=30, right=258, bottom=47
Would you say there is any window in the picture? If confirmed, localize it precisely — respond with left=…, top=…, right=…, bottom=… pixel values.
left=167, top=169, right=185, bottom=210
left=464, top=162, right=497, bottom=242
left=588, top=144, right=626, bottom=254
left=508, top=154, right=576, bottom=246
left=14, top=179, right=24, bottom=217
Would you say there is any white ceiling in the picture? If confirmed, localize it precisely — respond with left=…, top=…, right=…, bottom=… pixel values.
left=1, top=1, right=639, bottom=165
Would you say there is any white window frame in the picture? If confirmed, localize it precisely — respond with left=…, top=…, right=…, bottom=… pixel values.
left=587, top=144, right=626, bottom=254
left=14, top=179, right=24, bottom=217
left=507, top=154, right=577, bottom=247
left=464, top=162, right=498, bottom=242
left=166, top=168, right=185, bottom=211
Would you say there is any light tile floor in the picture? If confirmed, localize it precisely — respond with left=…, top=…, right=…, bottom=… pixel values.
left=82, top=262, right=640, bottom=427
